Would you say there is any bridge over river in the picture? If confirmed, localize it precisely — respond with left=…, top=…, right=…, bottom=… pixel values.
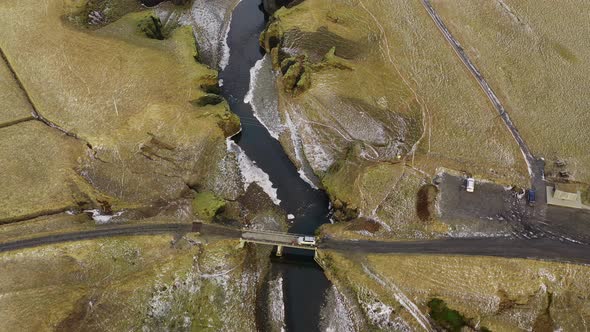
left=240, top=229, right=316, bottom=256
left=1, top=222, right=589, bottom=265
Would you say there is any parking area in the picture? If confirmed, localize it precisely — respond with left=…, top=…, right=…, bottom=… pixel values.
left=436, top=173, right=528, bottom=236
left=436, top=173, right=590, bottom=242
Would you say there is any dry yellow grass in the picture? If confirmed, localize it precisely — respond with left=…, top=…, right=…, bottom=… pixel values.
left=0, top=122, right=87, bottom=222
left=0, top=56, right=33, bottom=126
left=274, top=0, right=529, bottom=185
left=0, top=235, right=194, bottom=331
left=0, top=236, right=257, bottom=331
left=268, top=0, right=529, bottom=237
left=0, top=0, right=239, bottom=219
left=320, top=251, right=590, bottom=331
left=433, top=0, right=590, bottom=184
left=0, top=213, right=92, bottom=243
left=368, top=254, right=590, bottom=331
left=0, top=2, right=217, bottom=143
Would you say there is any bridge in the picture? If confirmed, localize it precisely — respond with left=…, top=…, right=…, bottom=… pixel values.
left=238, top=229, right=317, bottom=256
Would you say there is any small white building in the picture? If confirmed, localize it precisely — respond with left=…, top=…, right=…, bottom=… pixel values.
left=546, top=183, right=589, bottom=210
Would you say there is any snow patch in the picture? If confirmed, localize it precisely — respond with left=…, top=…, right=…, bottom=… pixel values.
left=243, top=57, right=264, bottom=104
left=321, top=285, right=357, bottom=332
left=188, top=0, right=241, bottom=68
left=244, top=55, right=322, bottom=190
left=284, top=112, right=321, bottom=188
left=356, top=230, right=375, bottom=237
left=146, top=272, right=202, bottom=324
left=244, top=54, right=283, bottom=140
left=298, top=168, right=318, bottom=189
left=365, top=301, right=394, bottom=327
left=362, top=264, right=433, bottom=331
left=356, top=290, right=411, bottom=331
left=538, top=268, right=557, bottom=282
left=219, top=2, right=240, bottom=70
left=227, top=139, right=281, bottom=205
left=84, top=209, right=123, bottom=224
left=268, top=276, right=286, bottom=331
left=299, top=119, right=335, bottom=173
left=447, top=229, right=512, bottom=238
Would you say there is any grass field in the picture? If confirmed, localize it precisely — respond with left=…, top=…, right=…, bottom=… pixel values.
left=0, top=0, right=239, bottom=220
left=0, top=122, right=87, bottom=222
left=0, top=236, right=259, bottom=331
left=267, top=0, right=529, bottom=236
left=320, top=251, right=590, bottom=331
left=0, top=56, right=33, bottom=126
left=272, top=0, right=529, bottom=185
left=432, top=0, right=590, bottom=184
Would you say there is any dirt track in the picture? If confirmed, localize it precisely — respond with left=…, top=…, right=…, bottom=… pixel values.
left=421, top=0, right=542, bottom=184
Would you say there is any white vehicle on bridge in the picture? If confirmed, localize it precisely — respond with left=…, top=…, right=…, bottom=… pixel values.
left=297, top=236, right=317, bottom=246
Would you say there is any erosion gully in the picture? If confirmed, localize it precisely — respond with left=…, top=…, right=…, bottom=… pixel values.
left=219, top=0, right=332, bottom=330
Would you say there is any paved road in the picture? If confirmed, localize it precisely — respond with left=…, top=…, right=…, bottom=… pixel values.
left=420, top=0, right=541, bottom=184
left=0, top=224, right=191, bottom=252
left=322, top=237, right=590, bottom=265
left=1, top=223, right=589, bottom=265
left=0, top=223, right=241, bottom=253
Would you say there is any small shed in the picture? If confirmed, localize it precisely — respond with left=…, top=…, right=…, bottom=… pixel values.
left=553, top=183, right=579, bottom=201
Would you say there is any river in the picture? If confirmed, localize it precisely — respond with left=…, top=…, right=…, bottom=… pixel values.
left=218, top=0, right=333, bottom=330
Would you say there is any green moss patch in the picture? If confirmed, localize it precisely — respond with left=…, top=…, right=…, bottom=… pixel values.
left=192, top=94, right=224, bottom=107
left=260, top=20, right=283, bottom=52
left=138, top=15, right=166, bottom=40
left=280, top=55, right=314, bottom=94
left=551, top=41, right=578, bottom=63
left=427, top=298, right=467, bottom=332
left=192, top=192, right=225, bottom=221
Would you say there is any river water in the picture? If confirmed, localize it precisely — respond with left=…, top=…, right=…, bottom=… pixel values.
left=218, top=0, right=333, bottom=330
